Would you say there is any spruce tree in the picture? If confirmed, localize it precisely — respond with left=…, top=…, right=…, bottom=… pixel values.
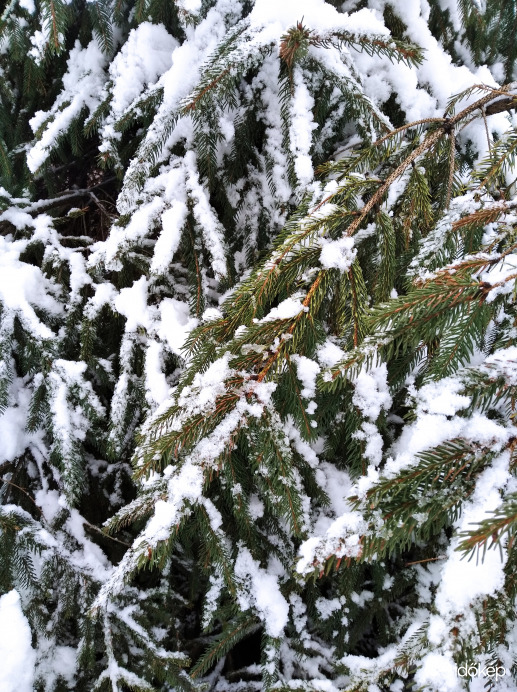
left=1, top=0, right=517, bottom=690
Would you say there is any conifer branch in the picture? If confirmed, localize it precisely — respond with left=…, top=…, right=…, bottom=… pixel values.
left=0, top=477, right=42, bottom=514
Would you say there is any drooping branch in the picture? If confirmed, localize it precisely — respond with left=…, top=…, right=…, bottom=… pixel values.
left=15, top=177, right=118, bottom=216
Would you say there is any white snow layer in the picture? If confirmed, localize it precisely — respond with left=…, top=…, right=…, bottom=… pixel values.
left=319, top=236, right=356, bottom=272
left=235, top=547, right=289, bottom=637
left=108, top=23, right=176, bottom=117
left=0, top=235, right=62, bottom=339
left=28, top=39, right=108, bottom=172
left=435, top=451, right=511, bottom=615
left=0, top=591, right=36, bottom=692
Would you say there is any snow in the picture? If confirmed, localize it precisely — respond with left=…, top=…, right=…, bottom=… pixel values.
left=98, top=23, right=177, bottom=161
left=263, top=296, right=306, bottom=321
left=47, top=361, right=95, bottom=451
left=84, top=282, right=118, bottom=319
left=249, top=0, right=386, bottom=34
left=315, top=597, right=342, bottom=620
left=34, top=488, right=111, bottom=578
left=177, top=0, right=202, bottom=12
left=18, top=0, right=35, bottom=12
left=319, top=236, right=357, bottom=272
left=290, top=68, right=317, bottom=187
left=353, top=421, right=383, bottom=467
left=158, top=298, right=199, bottom=356
left=108, top=24, right=176, bottom=117
left=249, top=494, right=265, bottom=519
left=114, top=276, right=151, bottom=332
left=483, top=346, right=517, bottom=384
left=28, top=39, right=108, bottom=172
left=0, top=591, right=36, bottom=692
left=184, top=151, right=228, bottom=278
left=427, top=614, right=449, bottom=646
left=296, top=507, right=366, bottom=575
left=116, top=1, right=239, bottom=215
left=317, top=340, right=346, bottom=367
left=415, top=378, right=471, bottom=416
left=179, top=352, right=232, bottom=413
left=97, top=461, right=205, bottom=605
left=435, top=452, right=510, bottom=615
left=297, top=349, right=515, bottom=575
left=352, top=363, right=391, bottom=422
left=145, top=341, right=170, bottom=406
left=96, top=197, right=165, bottom=270
left=386, top=401, right=510, bottom=481
left=151, top=200, right=189, bottom=274
left=292, top=355, right=320, bottom=399
left=29, top=29, right=51, bottom=64
left=68, top=253, right=91, bottom=303
left=235, top=547, right=289, bottom=637
left=350, top=363, right=392, bottom=465
left=36, top=645, right=80, bottom=689
left=140, top=463, right=201, bottom=544
left=0, top=236, right=62, bottom=339
left=202, top=574, right=224, bottom=629
left=0, top=382, right=38, bottom=463
left=413, top=652, right=459, bottom=692
left=255, top=54, right=292, bottom=206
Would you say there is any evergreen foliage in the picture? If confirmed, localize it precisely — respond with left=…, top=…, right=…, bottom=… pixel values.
left=1, top=0, right=517, bottom=690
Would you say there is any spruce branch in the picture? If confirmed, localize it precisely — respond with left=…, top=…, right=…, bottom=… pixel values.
left=190, top=614, right=259, bottom=679
left=458, top=490, right=517, bottom=559
left=0, top=477, right=43, bottom=515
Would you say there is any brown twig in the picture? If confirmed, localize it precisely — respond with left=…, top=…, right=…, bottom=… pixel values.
left=405, top=555, right=446, bottom=566
left=0, top=477, right=43, bottom=514
left=446, top=130, right=456, bottom=209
